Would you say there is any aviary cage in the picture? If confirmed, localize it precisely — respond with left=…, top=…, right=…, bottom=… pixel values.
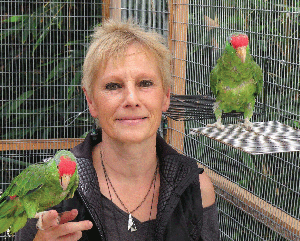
left=1, top=0, right=299, bottom=240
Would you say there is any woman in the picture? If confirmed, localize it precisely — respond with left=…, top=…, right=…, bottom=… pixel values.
left=16, top=20, right=219, bottom=241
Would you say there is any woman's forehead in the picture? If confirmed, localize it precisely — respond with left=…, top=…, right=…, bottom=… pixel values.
left=111, top=42, right=153, bottom=62
left=103, top=44, right=157, bottom=70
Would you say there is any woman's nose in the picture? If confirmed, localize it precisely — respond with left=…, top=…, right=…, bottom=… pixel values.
left=123, top=84, right=140, bottom=107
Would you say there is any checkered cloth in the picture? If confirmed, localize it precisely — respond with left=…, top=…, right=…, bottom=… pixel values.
left=190, top=121, right=300, bottom=155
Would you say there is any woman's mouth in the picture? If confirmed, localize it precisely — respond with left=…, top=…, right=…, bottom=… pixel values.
left=116, top=116, right=148, bottom=125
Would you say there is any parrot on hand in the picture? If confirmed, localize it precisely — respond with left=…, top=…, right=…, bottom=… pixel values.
left=0, top=150, right=79, bottom=234
left=207, top=33, right=263, bottom=130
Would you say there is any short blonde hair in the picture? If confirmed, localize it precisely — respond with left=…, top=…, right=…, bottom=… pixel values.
left=82, top=19, right=172, bottom=97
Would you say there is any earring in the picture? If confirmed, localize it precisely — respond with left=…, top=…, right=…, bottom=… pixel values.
left=91, top=119, right=98, bottom=141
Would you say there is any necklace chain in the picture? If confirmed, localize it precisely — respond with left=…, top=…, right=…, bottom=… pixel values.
left=100, top=150, right=158, bottom=215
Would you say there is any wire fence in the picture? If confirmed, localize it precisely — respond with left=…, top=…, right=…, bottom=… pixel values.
left=1, top=1, right=102, bottom=239
left=1, top=0, right=300, bottom=240
left=183, top=1, right=300, bottom=240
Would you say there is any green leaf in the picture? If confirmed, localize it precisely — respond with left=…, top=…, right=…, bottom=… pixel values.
left=32, top=23, right=52, bottom=55
left=1, top=90, right=34, bottom=119
left=3, top=15, right=24, bottom=23
left=0, top=18, right=28, bottom=41
left=45, top=57, right=71, bottom=83
left=68, top=72, right=82, bottom=99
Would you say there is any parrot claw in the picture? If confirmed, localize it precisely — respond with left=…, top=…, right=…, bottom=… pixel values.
left=207, top=119, right=225, bottom=130
left=207, top=122, right=225, bottom=130
left=35, top=211, right=46, bottom=230
left=35, top=211, right=60, bottom=230
left=241, top=118, right=253, bottom=131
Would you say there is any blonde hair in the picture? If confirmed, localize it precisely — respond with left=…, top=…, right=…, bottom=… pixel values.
left=82, top=19, right=172, bottom=97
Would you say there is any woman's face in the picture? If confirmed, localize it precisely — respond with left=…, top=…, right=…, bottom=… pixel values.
left=85, top=43, right=170, bottom=144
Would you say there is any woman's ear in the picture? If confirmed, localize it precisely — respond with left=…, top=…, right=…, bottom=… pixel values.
left=83, top=87, right=98, bottom=118
left=162, top=88, right=171, bottom=112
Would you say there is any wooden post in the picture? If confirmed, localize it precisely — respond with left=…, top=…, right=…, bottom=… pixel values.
left=109, top=0, right=122, bottom=21
left=167, top=0, right=189, bottom=153
left=102, top=0, right=110, bottom=20
left=0, top=139, right=84, bottom=151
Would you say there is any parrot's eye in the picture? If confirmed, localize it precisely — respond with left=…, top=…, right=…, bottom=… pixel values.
left=227, top=36, right=233, bottom=44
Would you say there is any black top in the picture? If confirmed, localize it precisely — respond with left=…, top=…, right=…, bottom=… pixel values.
left=84, top=194, right=157, bottom=241
left=15, top=201, right=219, bottom=241
left=15, top=131, right=220, bottom=240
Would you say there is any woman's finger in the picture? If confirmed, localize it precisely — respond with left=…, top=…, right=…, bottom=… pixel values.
left=59, top=209, right=79, bottom=224
left=34, top=220, right=93, bottom=241
left=55, top=220, right=93, bottom=236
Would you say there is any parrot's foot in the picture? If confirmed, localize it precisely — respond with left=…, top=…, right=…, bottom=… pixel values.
left=240, top=118, right=253, bottom=131
left=35, top=211, right=46, bottom=230
left=207, top=119, right=225, bottom=130
left=35, top=211, right=61, bottom=230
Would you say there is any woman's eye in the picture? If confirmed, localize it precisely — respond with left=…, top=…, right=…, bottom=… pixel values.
left=105, top=83, right=122, bottom=90
left=139, top=80, right=153, bottom=87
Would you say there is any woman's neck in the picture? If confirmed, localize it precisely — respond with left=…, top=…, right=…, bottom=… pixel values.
left=93, top=131, right=158, bottom=182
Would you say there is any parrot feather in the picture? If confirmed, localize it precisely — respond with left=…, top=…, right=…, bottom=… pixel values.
left=0, top=150, right=79, bottom=234
left=208, top=33, right=263, bottom=130
left=10, top=212, right=27, bottom=234
left=0, top=216, right=14, bottom=233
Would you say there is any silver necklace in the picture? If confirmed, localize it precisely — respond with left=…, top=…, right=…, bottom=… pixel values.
left=100, top=150, right=158, bottom=232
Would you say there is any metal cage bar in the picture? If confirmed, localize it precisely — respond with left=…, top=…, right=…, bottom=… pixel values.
left=1, top=1, right=300, bottom=240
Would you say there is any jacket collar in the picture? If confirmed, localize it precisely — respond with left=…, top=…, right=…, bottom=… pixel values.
left=72, top=130, right=200, bottom=240
left=72, top=130, right=198, bottom=198
left=72, top=129, right=178, bottom=160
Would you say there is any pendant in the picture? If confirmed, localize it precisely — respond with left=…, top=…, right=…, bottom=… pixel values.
left=128, top=213, right=137, bottom=232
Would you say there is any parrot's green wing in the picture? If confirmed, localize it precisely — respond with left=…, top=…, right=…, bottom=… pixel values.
left=0, top=160, right=54, bottom=234
left=210, top=63, right=220, bottom=96
left=0, top=162, right=48, bottom=202
left=210, top=41, right=236, bottom=97
left=250, top=60, right=263, bottom=96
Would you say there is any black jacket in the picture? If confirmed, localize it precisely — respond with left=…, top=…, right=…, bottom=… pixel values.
left=17, top=131, right=205, bottom=240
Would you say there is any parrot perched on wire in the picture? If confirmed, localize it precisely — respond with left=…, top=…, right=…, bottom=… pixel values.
left=0, top=150, right=79, bottom=234
left=207, top=33, right=263, bottom=130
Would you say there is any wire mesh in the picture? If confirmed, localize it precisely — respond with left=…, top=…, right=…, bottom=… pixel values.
left=1, top=1, right=102, bottom=239
left=1, top=0, right=300, bottom=240
left=109, top=0, right=169, bottom=37
left=183, top=0, right=300, bottom=240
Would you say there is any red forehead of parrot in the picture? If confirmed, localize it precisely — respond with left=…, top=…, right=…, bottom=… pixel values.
left=58, top=156, right=76, bottom=177
left=230, top=34, right=249, bottom=49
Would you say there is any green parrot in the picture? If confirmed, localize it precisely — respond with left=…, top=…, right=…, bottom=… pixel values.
left=207, top=33, right=263, bottom=130
left=0, top=150, right=79, bottom=234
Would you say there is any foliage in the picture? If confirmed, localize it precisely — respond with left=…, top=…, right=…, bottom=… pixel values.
left=185, top=1, right=300, bottom=240
left=1, top=1, right=102, bottom=140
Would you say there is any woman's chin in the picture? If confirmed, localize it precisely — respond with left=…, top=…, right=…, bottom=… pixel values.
left=104, top=128, right=157, bottom=144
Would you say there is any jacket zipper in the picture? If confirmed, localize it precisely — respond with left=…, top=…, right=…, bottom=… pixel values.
left=157, top=168, right=201, bottom=240
left=78, top=188, right=106, bottom=241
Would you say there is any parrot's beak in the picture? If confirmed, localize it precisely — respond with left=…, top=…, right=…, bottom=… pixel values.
left=60, top=174, right=71, bottom=191
left=236, top=46, right=247, bottom=63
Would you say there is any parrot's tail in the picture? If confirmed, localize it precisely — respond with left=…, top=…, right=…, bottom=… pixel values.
left=0, top=198, right=28, bottom=234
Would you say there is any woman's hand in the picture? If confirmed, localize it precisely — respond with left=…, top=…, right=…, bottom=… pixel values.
left=33, top=209, right=93, bottom=241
